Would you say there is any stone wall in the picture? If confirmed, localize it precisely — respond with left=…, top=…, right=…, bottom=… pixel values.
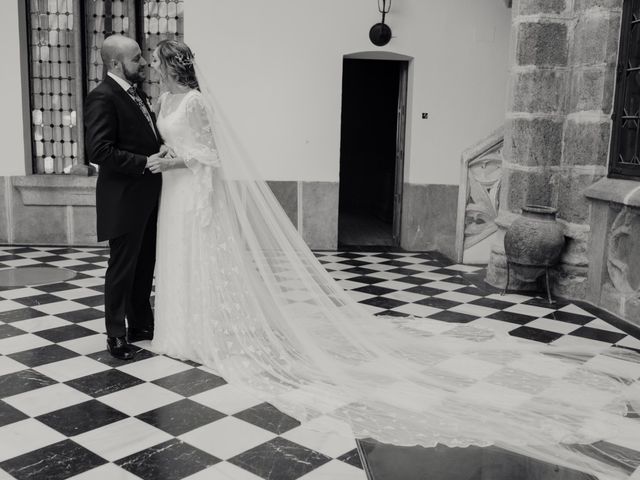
left=0, top=176, right=340, bottom=250
left=585, top=179, right=640, bottom=327
left=401, top=184, right=459, bottom=259
left=557, top=0, right=620, bottom=298
left=487, top=0, right=622, bottom=300
left=0, top=175, right=461, bottom=254
left=0, top=176, right=101, bottom=246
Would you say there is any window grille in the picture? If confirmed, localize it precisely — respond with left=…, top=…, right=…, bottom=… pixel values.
left=610, top=0, right=640, bottom=180
left=141, top=0, right=184, bottom=101
left=25, top=0, right=184, bottom=174
left=28, top=0, right=79, bottom=174
left=85, top=0, right=136, bottom=93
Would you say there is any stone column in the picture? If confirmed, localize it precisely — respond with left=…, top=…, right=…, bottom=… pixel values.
left=487, top=0, right=571, bottom=289
left=555, top=0, right=621, bottom=298
left=487, top=0, right=622, bottom=297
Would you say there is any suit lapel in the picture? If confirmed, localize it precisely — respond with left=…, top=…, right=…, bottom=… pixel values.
left=137, top=90, right=159, bottom=133
left=104, top=76, right=159, bottom=143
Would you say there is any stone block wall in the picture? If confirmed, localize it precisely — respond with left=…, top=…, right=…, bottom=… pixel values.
left=555, top=1, right=620, bottom=298
left=401, top=184, right=459, bottom=259
left=0, top=174, right=461, bottom=254
left=487, top=0, right=623, bottom=299
left=585, top=179, right=640, bottom=327
left=1, top=176, right=102, bottom=246
left=0, top=176, right=341, bottom=250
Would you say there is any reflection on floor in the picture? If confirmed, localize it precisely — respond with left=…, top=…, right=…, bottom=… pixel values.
left=338, top=211, right=394, bottom=247
left=358, top=441, right=599, bottom=480
left=0, top=246, right=638, bottom=479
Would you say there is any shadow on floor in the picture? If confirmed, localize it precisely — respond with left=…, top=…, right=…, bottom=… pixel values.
left=356, top=440, right=603, bottom=480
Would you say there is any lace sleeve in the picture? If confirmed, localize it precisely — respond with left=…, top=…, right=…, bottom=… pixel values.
left=183, top=91, right=221, bottom=170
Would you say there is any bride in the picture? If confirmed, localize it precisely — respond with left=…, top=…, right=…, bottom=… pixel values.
left=146, top=40, right=639, bottom=479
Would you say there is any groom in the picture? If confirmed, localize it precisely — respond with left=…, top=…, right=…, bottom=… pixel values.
left=84, top=35, right=166, bottom=360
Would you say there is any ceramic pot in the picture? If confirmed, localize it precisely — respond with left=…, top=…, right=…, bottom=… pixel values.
left=504, top=205, right=564, bottom=282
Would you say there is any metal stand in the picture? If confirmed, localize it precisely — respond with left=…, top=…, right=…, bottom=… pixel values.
left=501, top=261, right=554, bottom=304
left=502, top=262, right=510, bottom=296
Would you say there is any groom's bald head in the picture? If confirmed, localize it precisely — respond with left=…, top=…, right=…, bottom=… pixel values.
left=101, top=35, right=138, bottom=66
left=101, top=35, right=146, bottom=83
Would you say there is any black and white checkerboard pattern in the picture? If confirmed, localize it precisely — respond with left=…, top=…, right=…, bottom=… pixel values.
left=0, top=246, right=638, bottom=480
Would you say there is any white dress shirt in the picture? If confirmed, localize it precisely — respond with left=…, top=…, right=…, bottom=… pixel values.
left=107, top=71, right=133, bottom=92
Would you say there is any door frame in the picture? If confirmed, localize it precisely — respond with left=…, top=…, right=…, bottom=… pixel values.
left=339, top=52, right=412, bottom=247
left=393, top=62, right=409, bottom=245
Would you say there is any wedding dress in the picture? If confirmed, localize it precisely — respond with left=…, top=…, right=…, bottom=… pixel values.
left=152, top=72, right=639, bottom=479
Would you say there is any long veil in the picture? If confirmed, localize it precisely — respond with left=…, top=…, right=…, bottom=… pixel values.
left=185, top=62, right=640, bottom=479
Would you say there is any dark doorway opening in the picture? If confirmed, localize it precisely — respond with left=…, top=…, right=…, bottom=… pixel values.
left=338, top=58, right=408, bottom=248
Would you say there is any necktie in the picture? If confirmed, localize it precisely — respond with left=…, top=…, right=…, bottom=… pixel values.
left=127, top=86, right=157, bottom=138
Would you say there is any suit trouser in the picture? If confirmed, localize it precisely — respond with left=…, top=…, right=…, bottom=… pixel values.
left=104, top=207, right=158, bottom=338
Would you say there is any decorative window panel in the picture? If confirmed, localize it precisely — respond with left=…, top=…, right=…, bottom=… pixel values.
left=25, top=0, right=184, bottom=174
left=85, top=0, right=136, bottom=93
left=28, top=0, right=79, bottom=174
left=141, top=0, right=184, bottom=101
left=610, top=0, right=640, bottom=180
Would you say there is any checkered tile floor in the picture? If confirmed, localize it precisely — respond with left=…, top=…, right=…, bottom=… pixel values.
left=0, top=246, right=639, bottom=479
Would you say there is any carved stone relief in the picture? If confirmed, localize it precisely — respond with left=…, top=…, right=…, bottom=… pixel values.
left=464, top=145, right=503, bottom=250
left=455, top=130, right=504, bottom=264
left=606, top=207, right=640, bottom=295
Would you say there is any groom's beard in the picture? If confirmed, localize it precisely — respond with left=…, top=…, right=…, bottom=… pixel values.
left=123, top=66, right=146, bottom=85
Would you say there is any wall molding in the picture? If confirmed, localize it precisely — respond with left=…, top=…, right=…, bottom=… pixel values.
left=585, top=177, right=640, bottom=208
left=13, top=175, right=96, bottom=206
left=4, top=177, right=13, bottom=244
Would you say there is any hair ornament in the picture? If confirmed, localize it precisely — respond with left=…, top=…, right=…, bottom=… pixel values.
left=175, top=52, right=194, bottom=67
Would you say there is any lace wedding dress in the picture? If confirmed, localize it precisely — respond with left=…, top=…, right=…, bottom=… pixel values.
left=152, top=84, right=639, bottom=479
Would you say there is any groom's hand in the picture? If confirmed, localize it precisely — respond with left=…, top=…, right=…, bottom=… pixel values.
left=147, top=149, right=179, bottom=173
left=146, top=149, right=167, bottom=164
left=146, top=149, right=170, bottom=173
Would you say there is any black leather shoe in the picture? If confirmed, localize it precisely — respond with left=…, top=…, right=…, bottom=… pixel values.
left=107, top=336, right=137, bottom=361
left=127, top=328, right=153, bottom=342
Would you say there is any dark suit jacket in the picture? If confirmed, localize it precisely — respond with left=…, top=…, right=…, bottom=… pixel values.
left=84, top=76, right=162, bottom=242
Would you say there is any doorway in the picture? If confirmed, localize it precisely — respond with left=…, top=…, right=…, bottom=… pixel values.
left=338, top=58, right=408, bottom=248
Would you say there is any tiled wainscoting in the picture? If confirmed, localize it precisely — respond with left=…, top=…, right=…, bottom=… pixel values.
left=0, top=176, right=461, bottom=254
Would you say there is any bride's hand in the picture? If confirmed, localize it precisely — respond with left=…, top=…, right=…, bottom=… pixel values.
left=147, top=150, right=181, bottom=173
left=161, top=145, right=178, bottom=157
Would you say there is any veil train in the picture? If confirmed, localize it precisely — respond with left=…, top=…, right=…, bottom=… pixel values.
left=185, top=62, right=640, bottom=479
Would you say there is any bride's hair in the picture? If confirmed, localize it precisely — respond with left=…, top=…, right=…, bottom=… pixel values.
left=156, top=39, right=199, bottom=90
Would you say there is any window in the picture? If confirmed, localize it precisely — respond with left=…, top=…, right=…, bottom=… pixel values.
left=26, top=0, right=184, bottom=174
left=610, top=0, right=640, bottom=180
